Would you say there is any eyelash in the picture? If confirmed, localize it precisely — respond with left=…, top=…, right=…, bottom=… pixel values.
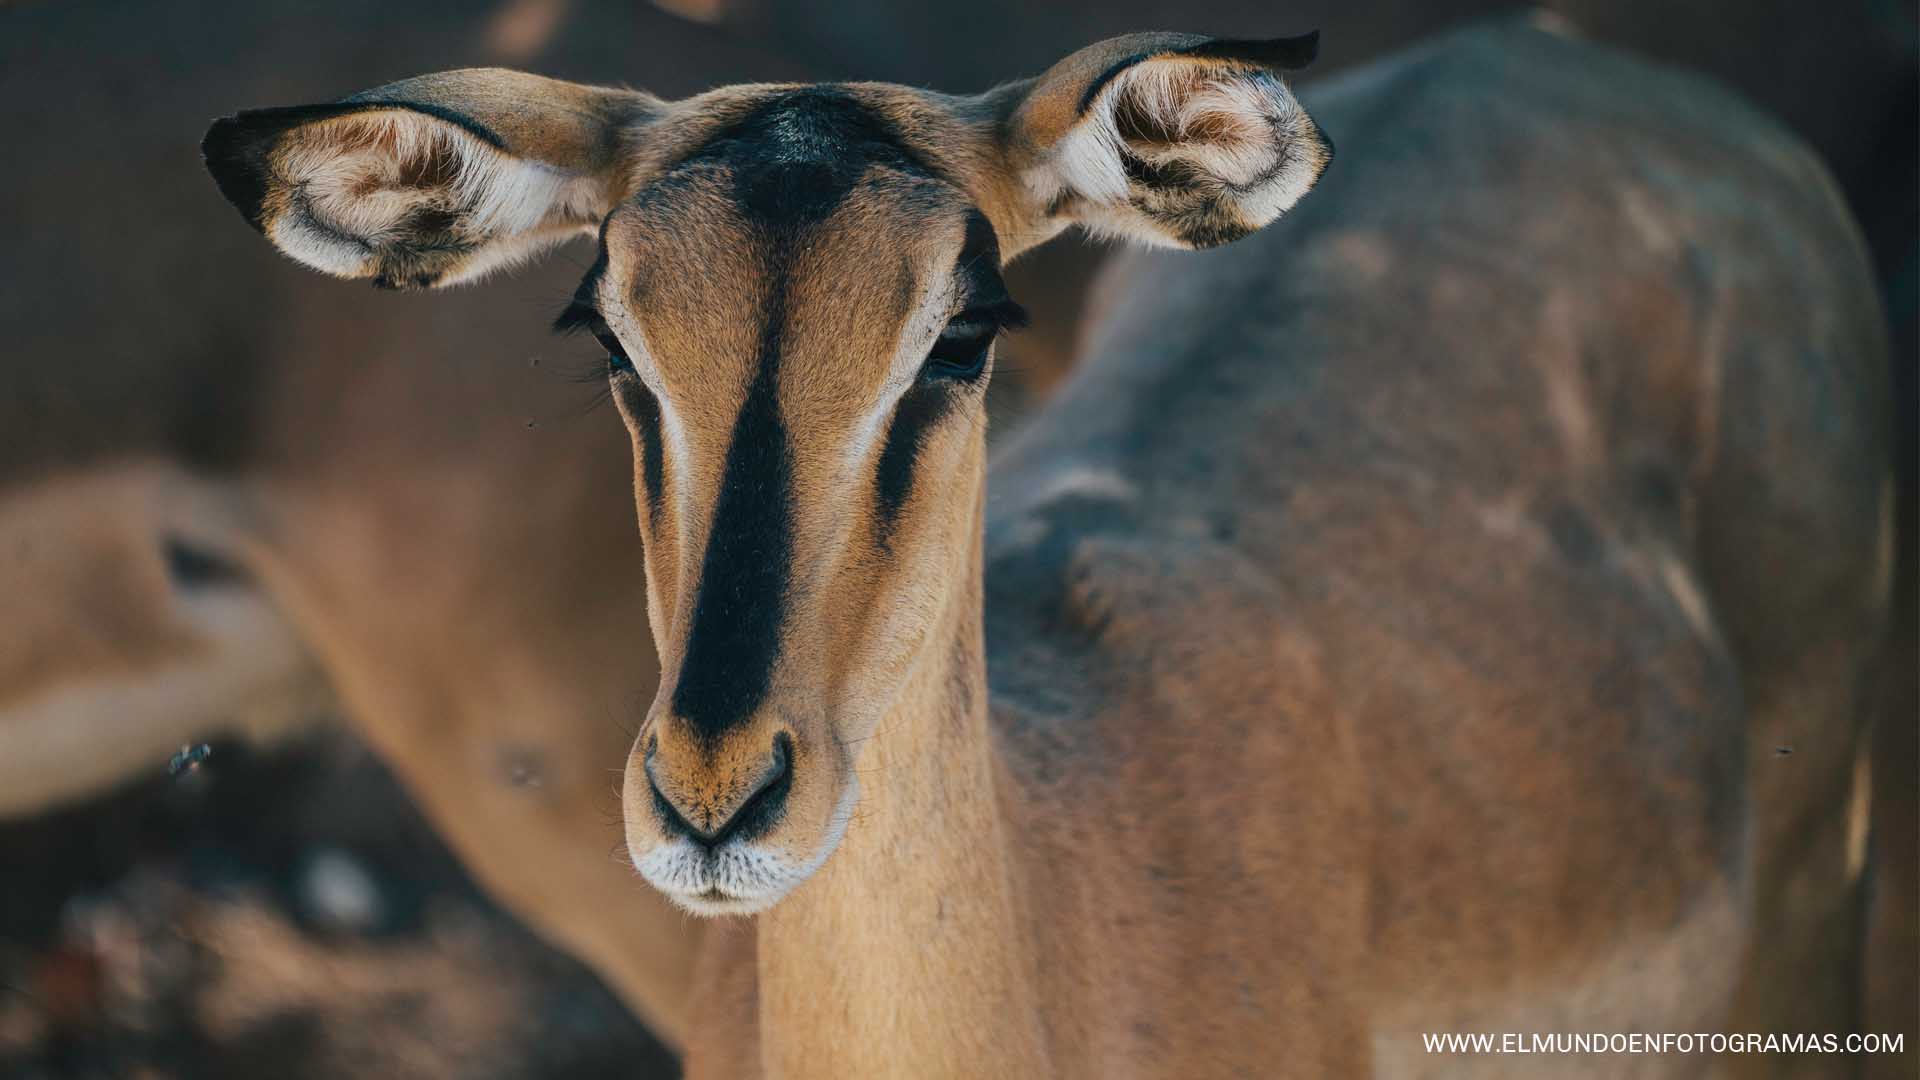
left=594, top=327, right=635, bottom=375
left=553, top=303, right=635, bottom=376
left=923, top=318, right=996, bottom=381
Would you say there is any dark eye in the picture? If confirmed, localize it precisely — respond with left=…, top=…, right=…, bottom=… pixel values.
left=595, top=327, right=635, bottom=375
left=162, top=534, right=251, bottom=590
left=922, top=315, right=997, bottom=382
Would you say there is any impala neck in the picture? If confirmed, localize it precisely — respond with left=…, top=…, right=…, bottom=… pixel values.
left=755, top=492, right=1050, bottom=1077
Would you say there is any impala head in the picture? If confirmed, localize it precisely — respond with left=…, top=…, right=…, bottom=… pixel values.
left=203, top=31, right=1329, bottom=914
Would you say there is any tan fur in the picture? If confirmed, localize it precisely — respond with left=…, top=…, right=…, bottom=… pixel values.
left=201, top=20, right=1890, bottom=1078
left=0, top=463, right=326, bottom=814
left=0, top=347, right=706, bottom=1048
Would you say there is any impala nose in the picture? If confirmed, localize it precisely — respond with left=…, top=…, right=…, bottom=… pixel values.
left=646, top=732, right=792, bottom=848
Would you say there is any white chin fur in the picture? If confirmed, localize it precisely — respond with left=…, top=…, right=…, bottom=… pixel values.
left=631, top=779, right=859, bottom=917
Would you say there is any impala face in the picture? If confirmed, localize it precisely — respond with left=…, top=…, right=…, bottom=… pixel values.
left=575, top=89, right=1025, bottom=914
left=203, top=31, right=1329, bottom=915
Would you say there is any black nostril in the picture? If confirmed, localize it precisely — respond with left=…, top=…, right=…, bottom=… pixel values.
left=650, top=733, right=793, bottom=849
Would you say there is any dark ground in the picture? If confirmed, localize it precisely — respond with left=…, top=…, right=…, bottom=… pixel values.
left=0, top=732, right=677, bottom=1079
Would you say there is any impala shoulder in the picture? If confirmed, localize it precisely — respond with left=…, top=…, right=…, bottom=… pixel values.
left=985, top=470, right=1301, bottom=724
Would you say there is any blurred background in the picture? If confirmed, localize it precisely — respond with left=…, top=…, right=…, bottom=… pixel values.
left=0, top=1, right=1912, bottom=1077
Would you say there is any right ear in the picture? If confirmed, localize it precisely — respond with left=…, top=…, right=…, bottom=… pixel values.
left=983, top=31, right=1330, bottom=254
left=202, top=69, right=655, bottom=289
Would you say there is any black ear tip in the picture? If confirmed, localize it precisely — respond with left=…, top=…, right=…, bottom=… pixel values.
left=200, top=115, right=229, bottom=154
left=1181, top=30, right=1322, bottom=72
left=201, top=111, right=274, bottom=233
left=201, top=103, right=367, bottom=233
left=199, top=114, right=245, bottom=176
left=1281, top=29, right=1321, bottom=69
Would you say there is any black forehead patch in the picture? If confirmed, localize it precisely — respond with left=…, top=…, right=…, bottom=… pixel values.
left=684, top=87, right=938, bottom=226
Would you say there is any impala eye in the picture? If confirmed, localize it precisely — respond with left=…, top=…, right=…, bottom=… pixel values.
left=594, top=327, right=635, bottom=375
left=551, top=300, right=634, bottom=377
left=921, top=315, right=997, bottom=382
left=162, top=534, right=250, bottom=590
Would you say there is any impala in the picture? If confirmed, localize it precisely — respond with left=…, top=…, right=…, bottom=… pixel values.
left=202, top=17, right=1889, bottom=1076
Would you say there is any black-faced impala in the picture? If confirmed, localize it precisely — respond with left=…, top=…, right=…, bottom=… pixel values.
left=204, top=19, right=1889, bottom=1077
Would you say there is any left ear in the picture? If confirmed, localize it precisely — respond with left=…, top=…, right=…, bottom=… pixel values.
left=202, top=69, right=655, bottom=289
left=990, top=31, right=1330, bottom=252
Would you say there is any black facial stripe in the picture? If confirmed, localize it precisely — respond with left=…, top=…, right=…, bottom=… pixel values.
left=663, top=87, right=950, bottom=739
left=873, top=211, right=1007, bottom=544
left=628, top=383, right=666, bottom=528
left=874, top=383, right=961, bottom=547
left=670, top=279, right=795, bottom=742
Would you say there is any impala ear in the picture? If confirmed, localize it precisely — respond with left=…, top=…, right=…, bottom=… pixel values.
left=202, top=69, right=656, bottom=289
left=993, top=31, right=1331, bottom=252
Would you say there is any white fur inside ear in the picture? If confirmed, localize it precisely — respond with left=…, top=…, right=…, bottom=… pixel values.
left=267, top=110, right=605, bottom=282
left=1027, top=57, right=1324, bottom=240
